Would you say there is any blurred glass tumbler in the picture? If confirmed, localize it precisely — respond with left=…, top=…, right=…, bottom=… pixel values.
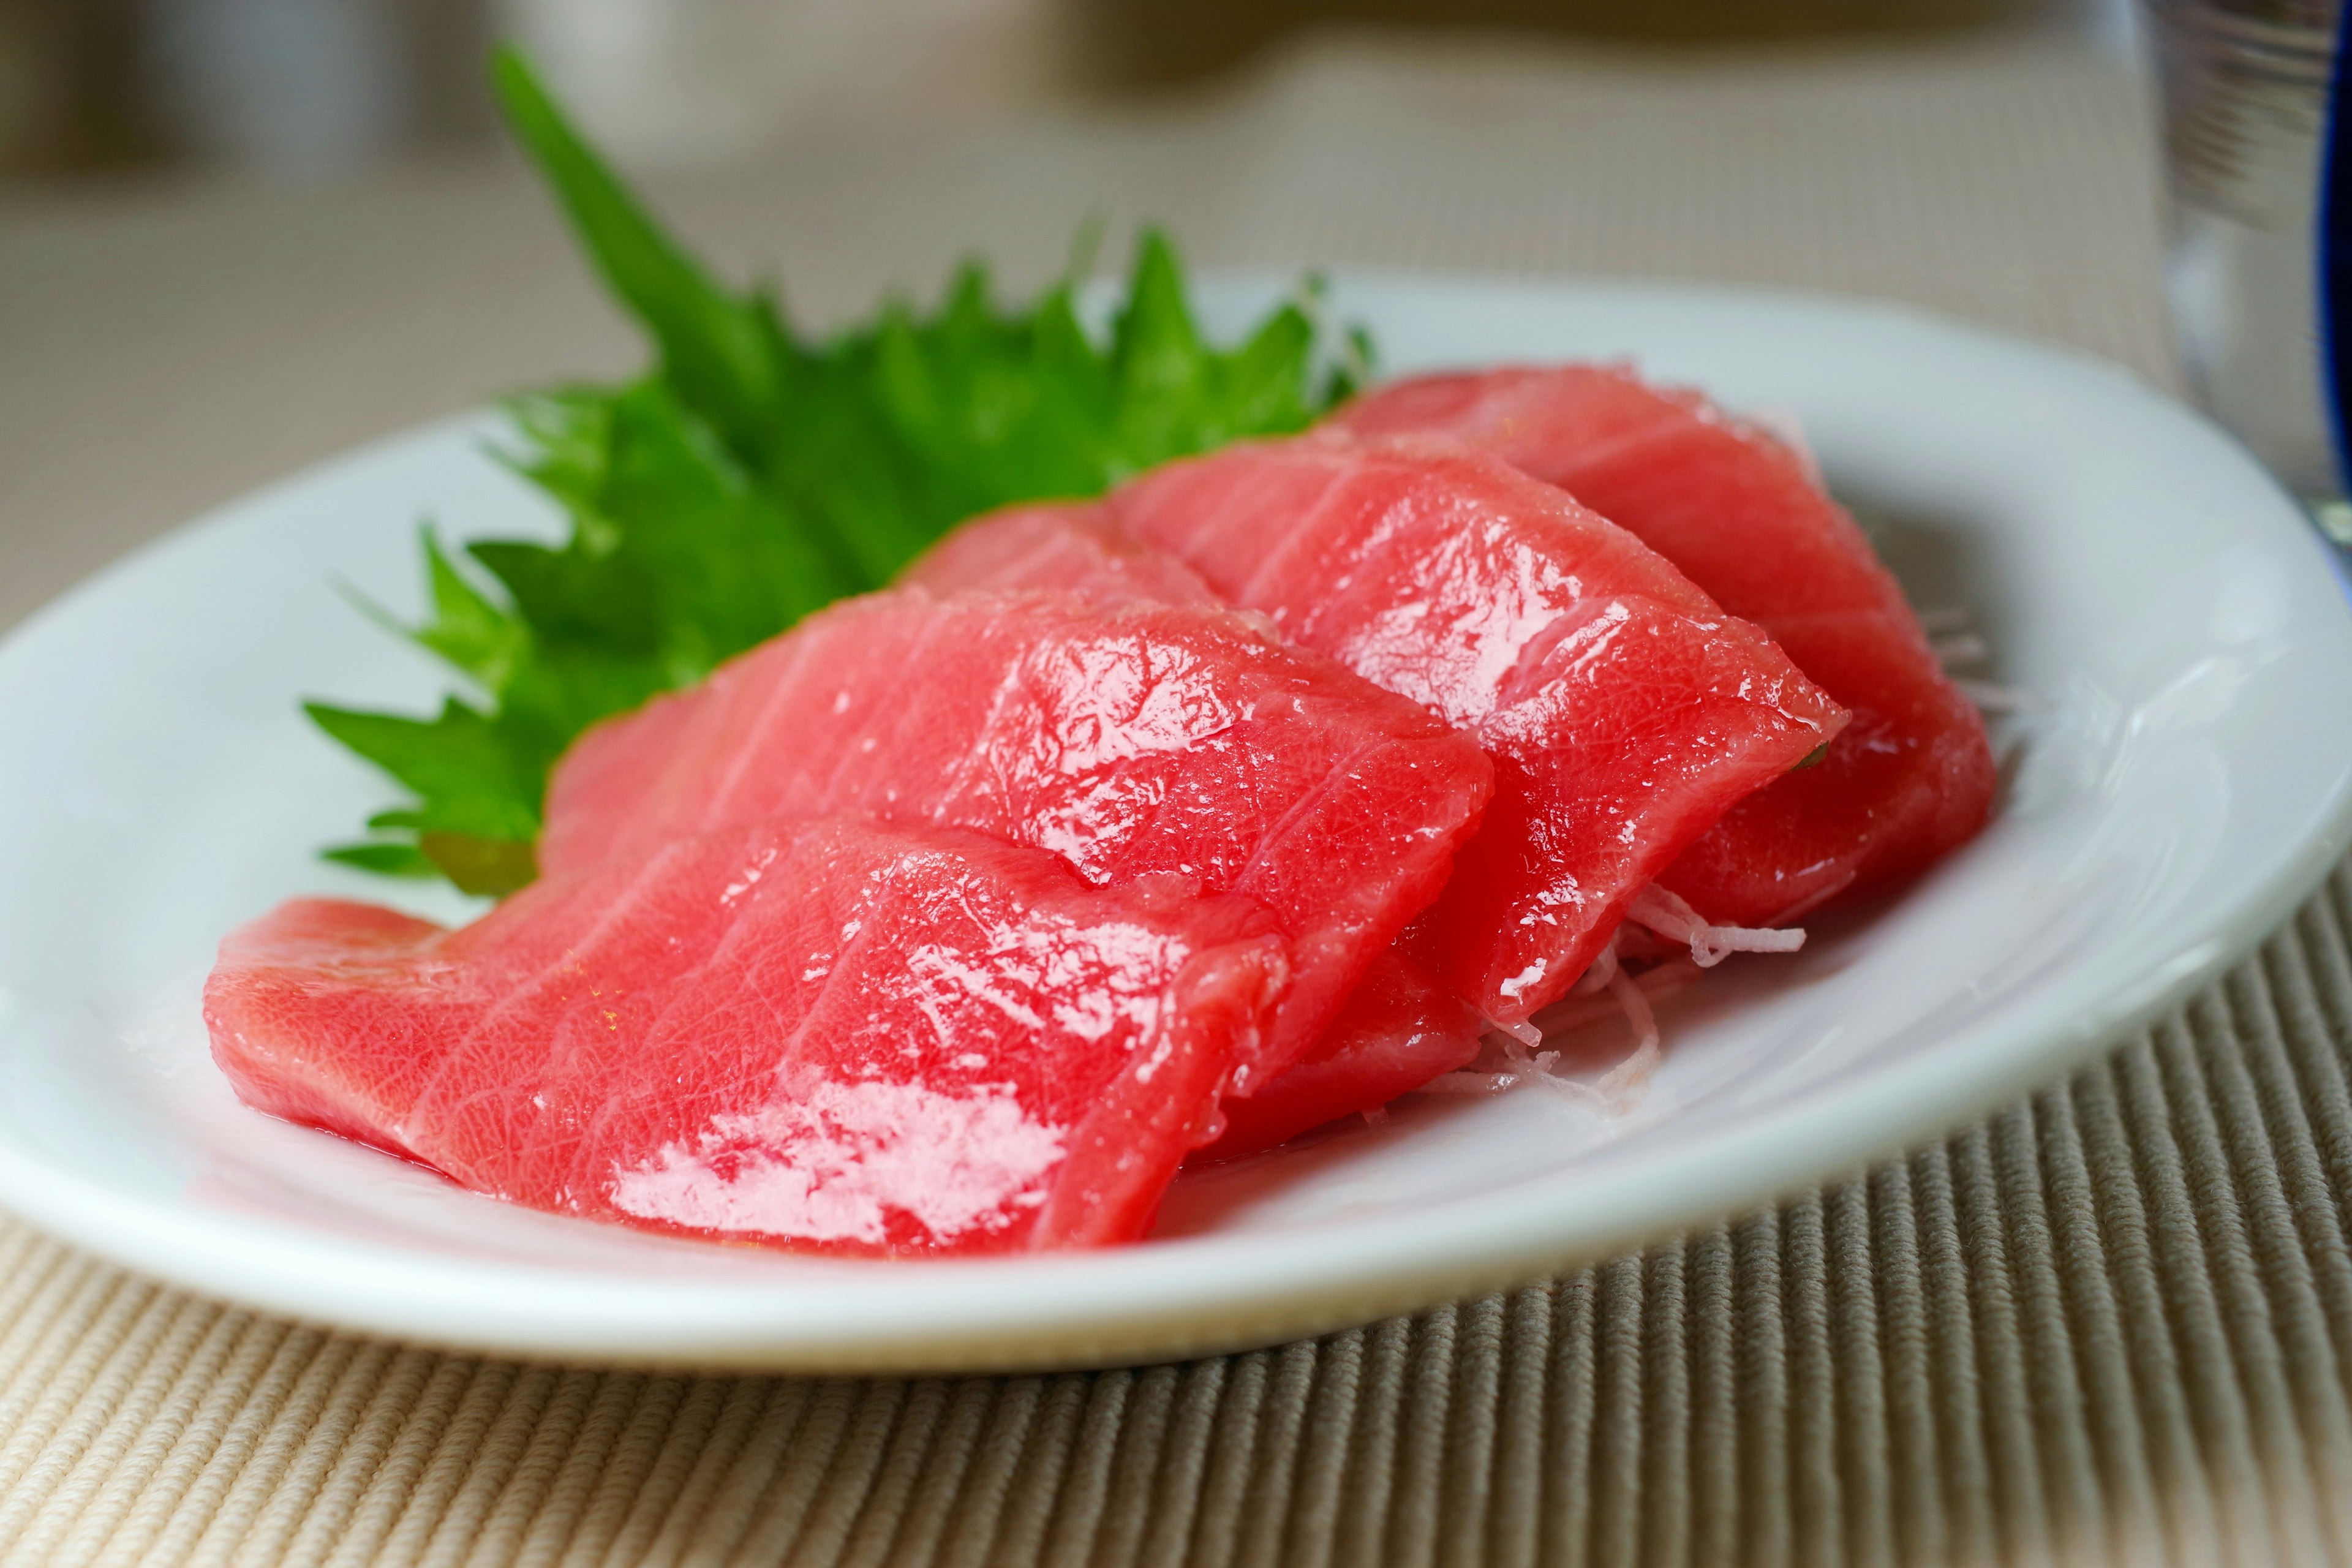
left=2148, top=0, right=2352, bottom=527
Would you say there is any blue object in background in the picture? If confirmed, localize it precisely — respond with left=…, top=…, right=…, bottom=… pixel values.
left=2323, top=1, right=2352, bottom=495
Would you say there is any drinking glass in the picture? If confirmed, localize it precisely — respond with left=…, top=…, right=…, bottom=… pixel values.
left=2146, top=0, right=2351, bottom=529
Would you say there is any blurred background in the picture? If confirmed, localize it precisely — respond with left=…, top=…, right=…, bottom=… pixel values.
left=0, top=0, right=2160, bottom=634
left=1, top=0, right=2135, bottom=183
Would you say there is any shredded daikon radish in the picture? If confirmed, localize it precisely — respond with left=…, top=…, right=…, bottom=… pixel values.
left=1502, top=1033, right=1564, bottom=1082
left=1361, top=1104, right=1391, bottom=1128
left=1613, top=922, right=1675, bottom=964
left=1414, top=1072, right=1521, bottom=1096
left=1487, top=1014, right=1544, bottom=1048
left=1910, top=610, right=2035, bottom=714
left=1482, top=1027, right=1617, bottom=1110
left=1954, top=677, right=2040, bottom=714
left=1531, top=957, right=1701, bottom=1035
left=1594, top=970, right=1664, bottom=1103
left=1567, top=932, right=1621, bottom=998
left=1931, top=633, right=1989, bottom=668
left=1626, top=883, right=1804, bottom=967
left=1637, top=956, right=1704, bottom=994
left=1526, top=959, right=1700, bottom=1113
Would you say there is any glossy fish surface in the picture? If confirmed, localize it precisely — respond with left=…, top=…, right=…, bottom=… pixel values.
left=206, top=817, right=1288, bottom=1255
left=541, top=590, right=1493, bottom=1086
left=1111, top=437, right=1847, bottom=1023
left=1335, top=366, right=1996, bottom=925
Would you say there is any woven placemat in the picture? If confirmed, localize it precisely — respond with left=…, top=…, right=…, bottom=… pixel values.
left=10, top=33, right=2346, bottom=1567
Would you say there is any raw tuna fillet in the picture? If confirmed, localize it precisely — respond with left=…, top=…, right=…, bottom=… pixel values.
left=902, top=503, right=1489, bottom=1154
left=1191, top=946, right=1482, bottom=1159
left=206, top=816, right=1288, bottom=1255
left=1332, top=366, right=1996, bottom=925
left=1110, top=437, right=1847, bottom=1024
left=901, top=500, right=1220, bottom=608
left=541, top=590, right=1492, bottom=1088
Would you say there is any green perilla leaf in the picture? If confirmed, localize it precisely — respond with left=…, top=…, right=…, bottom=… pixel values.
left=311, top=50, right=1368, bottom=894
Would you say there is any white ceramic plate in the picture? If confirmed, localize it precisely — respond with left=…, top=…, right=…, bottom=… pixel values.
left=4, top=276, right=2350, bottom=1373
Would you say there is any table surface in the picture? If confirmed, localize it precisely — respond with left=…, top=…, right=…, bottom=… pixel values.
left=6, top=30, right=2350, bottom=1568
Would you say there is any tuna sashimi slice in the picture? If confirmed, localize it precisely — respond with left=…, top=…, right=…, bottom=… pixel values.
left=1191, top=946, right=1483, bottom=1160
left=900, top=500, right=1221, bottom=608
left=207, top=816, right=1288, bottom=1255
left=1110, top=436, right=1848, bottom=1024
left=902, top=503, right=1490, bottom=1152
left=1332, top=366, right=1996, bottom=924
left=541, top=590, right=1493, bottom=1090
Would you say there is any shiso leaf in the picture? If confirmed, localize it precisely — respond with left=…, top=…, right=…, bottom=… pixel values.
left=488, top=48, right=791, bottom=468
left=320, top=842, right=440, bottom=878
left=410, top=529, right=524, bottom=696
left=310, top=48, right=1367, bottom=893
